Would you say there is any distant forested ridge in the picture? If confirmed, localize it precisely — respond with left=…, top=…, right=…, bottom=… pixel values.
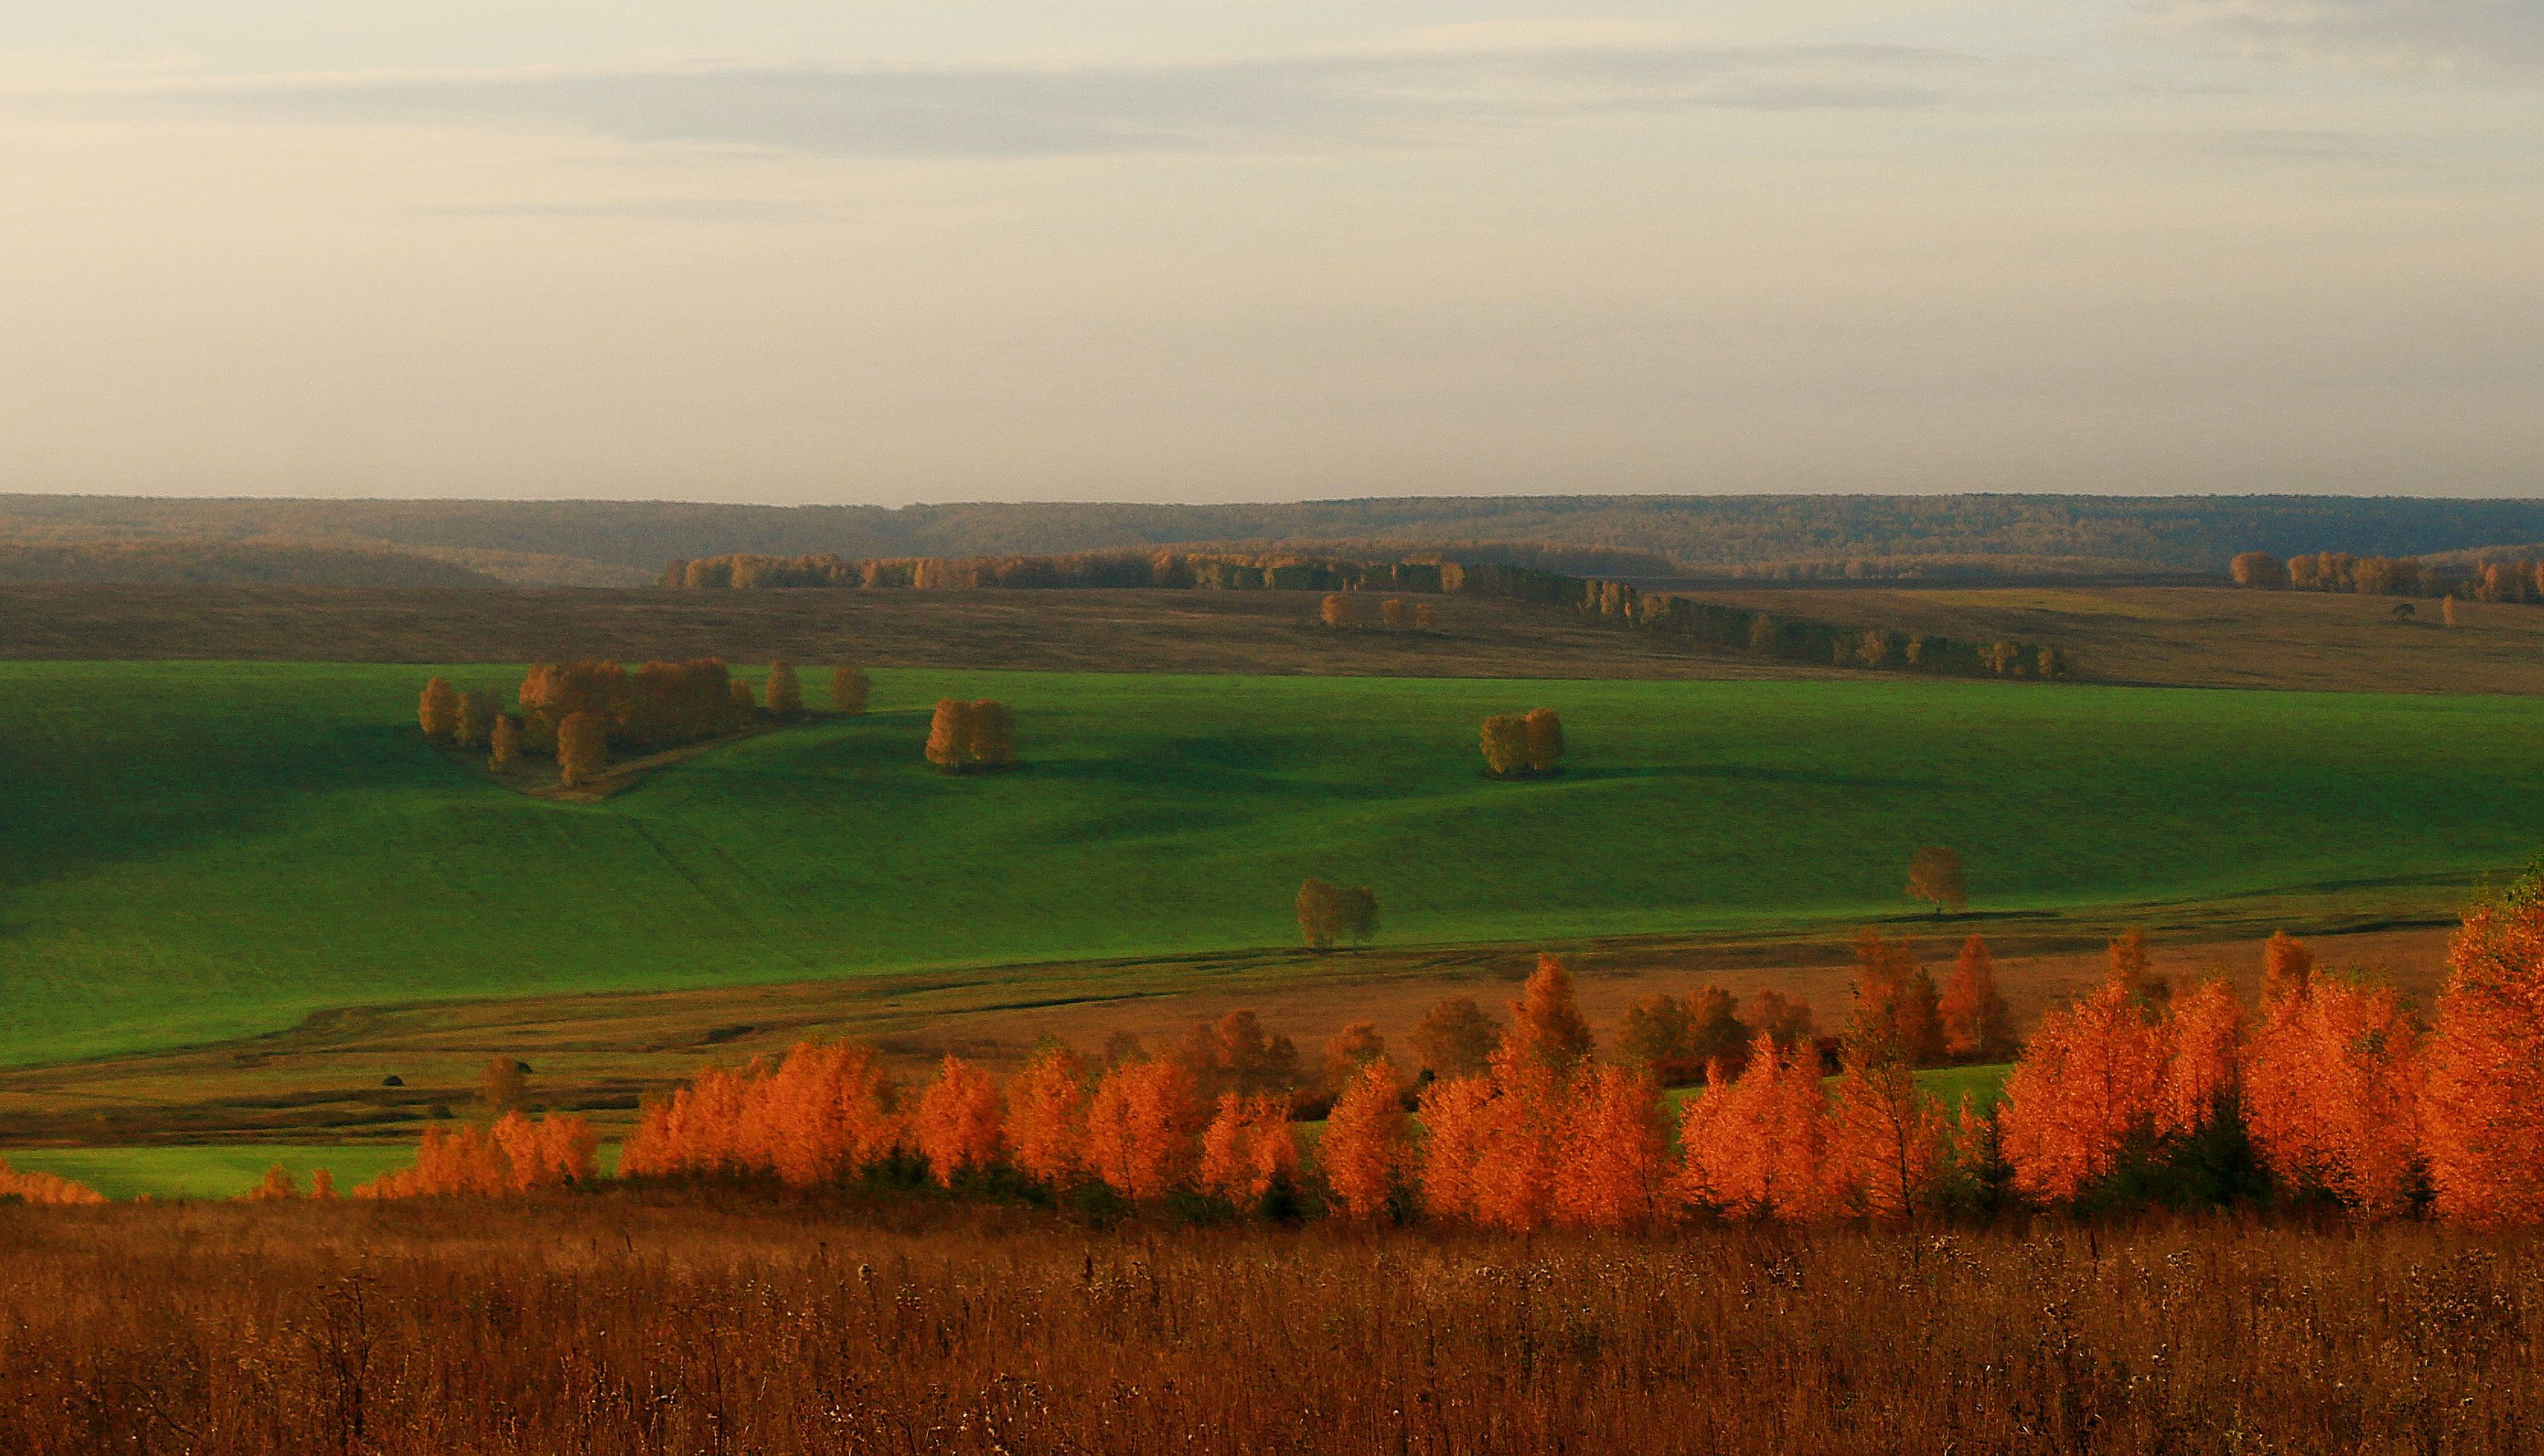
left=8, top=493, right=2544, bottom=587
left=0, top=538, right=499, bottom=589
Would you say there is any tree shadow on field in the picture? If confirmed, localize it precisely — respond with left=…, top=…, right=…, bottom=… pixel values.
left=1555, top=762, right=1942, bottom=794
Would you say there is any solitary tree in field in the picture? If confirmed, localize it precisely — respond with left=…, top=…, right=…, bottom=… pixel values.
left=1381, top=597, right=1412, bottom=629
left=765, top=660, right=804, bottom=721
left=2443, top=595, right=2463, bottom=627
left=925, top=699, right=969, bottom=770
left=965, top=700, right=1018, bottom=768
left=489, top=713, right=522, bottom=770
left=419, top=677, right=461, bottom=742
left=1296, top=878, right=1378, bottom=951
left=1319, top=593, right=1354, bottom=629
left=1479, top=714, right=1529, bottom=776
left=1523, top=708, right=1565, bottom=774
left=557, top=711, right=609, bottom=787
left=831, top=664, right=872, bottom=714
left=1905, top=845, right=1967, bottom=914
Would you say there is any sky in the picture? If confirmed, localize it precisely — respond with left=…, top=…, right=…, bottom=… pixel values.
left=0, top=2, right=2537, bottom=504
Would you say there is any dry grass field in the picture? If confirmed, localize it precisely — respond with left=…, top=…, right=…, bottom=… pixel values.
left=0, top=926, right=2449, bottom=1151
left=5, top=1198, right=2537, bottom=1454
left=1700, top=583, right=2544, bottom=693
left=8, top=580, right=2543, bottom=691
left=0, top=583, right=1812, bottom=679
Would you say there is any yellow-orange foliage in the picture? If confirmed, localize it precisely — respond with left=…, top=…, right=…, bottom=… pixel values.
left=2158, top=979, right=2245, bottom=1138
left=2244, top=979, right=2424, bottom=1218
left=1318, top=1021, right=1388, bottom=1097
left=1414, top=1075, right=1495, bottom=1221
left=1845, top=928, right=1942, bottom=1066
left=1552, top=1064, right=1669, bottom=1229
left=1005, top=1045, right=1092, bottom=1187
left=1318, top=1057, right=1409, bottom=1219
left=1083, top=1058, right=1203, bottom=1202
left=1938, top=935, right=2013, bottom=1061
left=1469, top=1058, right=1565, bottom=1234
left=2107, top=927, right=2168, bottom=1008
left=1198, top=1092, right=1300, bottom=1205
left=308, top=1167, right=337, bottom=1200
left=1505, top=953, right=1593, bottom=1077
left=417, top=677, right=460, bottom=742
left=1673, top=1034, right=1836, bottom=1221
left=967, top=699, right=1018, bottom=767
left=244, top=1164, right=299, bottom=1202
left=618, top=1040, right=900, bottom=1187
left=831, top=663, right=872, bottom=714
left=765, top=660, right=804, bottom=720
left=1522, top=708, right=1564, bottom=774
left=557, top=710, right=608, bottom=787
left=1997, top=981, right=2166, bottom=1202
left=357, top=1113, right=597, bottom=1199
left=454, top=690, right=496, bottom=749
left=489, top=713, right=521, bottom=769
left=925, top=698, right=968, bottom=769
left=913, top=1056, right=1005, bottom=1186
left=1827, top=1056, right=1945, bottom=1219
left=2425, top=888, right=2544, bottom=1228
left=0, top=1157, right=107, bottom=1206
left=1319, top=593, right=1354, bottom=628
left=1478, top=714, right=1529, bottom=776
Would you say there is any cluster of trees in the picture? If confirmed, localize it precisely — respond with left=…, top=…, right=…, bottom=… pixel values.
left=925, top=699, right=1018, bottom=772
left=1317, top=593, right=1439, bottom=631
left=1616, top=595, right=2072, bottom=682
left=420, top=658, right=867, bottom=786
left=353, top=1111, right=602, bottom=1199
left=1479, top=709, right=1564, bottom=777
left=0, top=1157, right=107, bottom=1205
left=2231, top=551, right=2436, bottom=596
left=663, top=550, right=1465, bottom=595
left=1295, top=879, right=1379, bottom=950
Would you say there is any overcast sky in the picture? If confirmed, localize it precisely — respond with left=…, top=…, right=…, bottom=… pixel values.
left=1, top=2, right=2537, bottom=503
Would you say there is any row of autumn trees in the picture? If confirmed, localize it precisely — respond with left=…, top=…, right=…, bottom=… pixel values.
left=1319, top=593, right=1438, bottom=631
left=2225, top=549, right=2542, bottom=602
left=420, top=660, right=874, bottom=786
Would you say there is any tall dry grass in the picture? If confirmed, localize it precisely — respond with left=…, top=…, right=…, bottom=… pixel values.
left=3, top=1195, right=2536, bottom=1454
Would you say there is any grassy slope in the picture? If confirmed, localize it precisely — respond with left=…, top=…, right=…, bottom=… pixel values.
left=3, top=663, right=2535, bottom=1068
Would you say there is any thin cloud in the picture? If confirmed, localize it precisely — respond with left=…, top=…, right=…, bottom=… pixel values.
left=2140, top=0, right=2544, bottom=73
left=52, top=42, right=1990, bottom=159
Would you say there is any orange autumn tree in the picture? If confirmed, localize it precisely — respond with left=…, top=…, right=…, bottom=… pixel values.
left=2107, top=927, right=2169, bottom=1010
left=764, top=660, right=804, bottom=720
left=1317, top=1022, right=1389, bottom=1100
left=557, top=710, right=608, bottom=787
left=914, top=1056, right=1006, bottom=1186
left=1478, top=714, right=1529, bottom=777
left=1552, top=1063, right=1670, bottom=1229
left=618, top=1039, right=900, bottom=1188
left=0, top=1157, right=107, bottom=1206
left=2157, top=978, right=2246, bottom=1139
left=1996, top=979, right=2168, bottom=1203
left=1845, top=928, right=1942, bottom=1067
left=1083, top=1058, right=1203, bottom=1202
left=1938, top=935, right=2015, bottom=1062
left=1673, top=1033, right=1836, bottom=1221
left=1827, top=1054, right=1945, bottom=1220
left=418, top=677, right=461, bottom=742
left=2425, top=874, right=2544, bottom=1228
left=1197, top=1092, right=1300, bottom=1206
left=830, top=663, right=872, bottom=715
left=1409, top=996, right=1501, bottom=1081
left=1904, top=845, right=1967, bottom=915
left=2243, top=976, right=2425, bottom=1218
left=1319, top=1056, right=1411, bottom=1220
left=1522, top=708, right=1564, bottom=774
left=1505, top=953, right=1594, bottom=1076
left=1413, top=1074, right=1495, bottom=1221
left=356, top=1113, right=596, bottom=1199
left=1004, top=1044, right=1093, bottom=1188
left=244, top=1164, right=299, bottom=1202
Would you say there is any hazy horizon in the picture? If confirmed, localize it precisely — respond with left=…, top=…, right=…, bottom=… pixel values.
left=4, top=2, right=2539, bottom=505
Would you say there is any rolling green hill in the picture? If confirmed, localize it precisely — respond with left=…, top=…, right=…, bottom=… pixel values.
left=2, top=663, right=2533, bottom=1069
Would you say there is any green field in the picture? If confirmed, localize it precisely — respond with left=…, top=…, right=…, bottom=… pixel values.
left=2, top=663, right=2535, bottom=1070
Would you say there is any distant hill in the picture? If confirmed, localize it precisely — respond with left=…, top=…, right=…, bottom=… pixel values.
left=6, top=493, right=2543, bottom=587
left=0, top=539, right=499, bottom=589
